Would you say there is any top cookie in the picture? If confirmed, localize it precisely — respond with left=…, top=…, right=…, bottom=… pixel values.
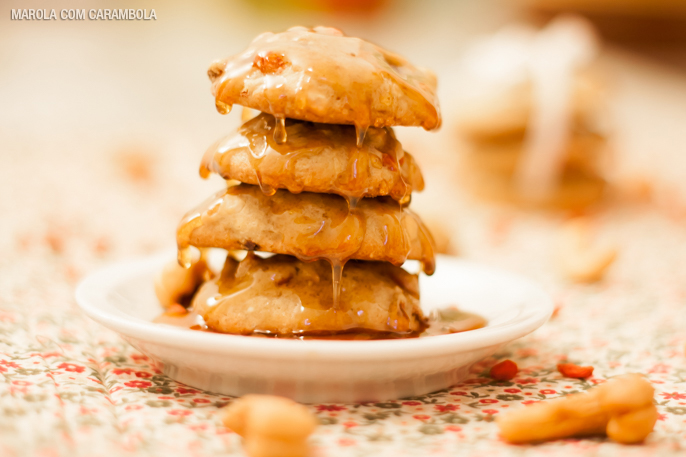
left=208, top=26, right=441, bottom=131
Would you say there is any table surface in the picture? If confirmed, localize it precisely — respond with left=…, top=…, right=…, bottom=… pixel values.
left=3, top=2, right=686, bottom=456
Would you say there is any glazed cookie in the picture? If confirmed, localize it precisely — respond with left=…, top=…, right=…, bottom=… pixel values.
left=193, top=253, right=425, bottom=336
left=201, top=113, right=424, bottom=202
left=177, top=184, right=435, bottom=274
left=208, top=26, right=440, bottom=132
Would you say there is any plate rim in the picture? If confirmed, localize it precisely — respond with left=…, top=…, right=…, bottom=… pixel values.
left=75, top=252, right=553, bottom=361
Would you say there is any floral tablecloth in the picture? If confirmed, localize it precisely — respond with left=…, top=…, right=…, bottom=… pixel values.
left=3, top=148, right=686, bottom=457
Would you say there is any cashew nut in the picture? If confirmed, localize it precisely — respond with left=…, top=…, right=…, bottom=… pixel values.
left=497, top=374, right=657, bottom=444
left=223, top=395, right=318, bottom=457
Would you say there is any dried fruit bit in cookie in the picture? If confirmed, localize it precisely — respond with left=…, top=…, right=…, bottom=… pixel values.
left=253, top=51, right=290, bottom=74
left=490, top=360, right=518, bottom=381
left=223, top=394, right=318, bottom=457
left=557, top=363, right=594, bottom=379
left=497, top=374, right=657, bottom=444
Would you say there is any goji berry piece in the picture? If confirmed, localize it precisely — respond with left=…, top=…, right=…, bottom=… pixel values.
left=557, top=363, right=594, bottom=379
left=490, top=360, right=518, bottom=381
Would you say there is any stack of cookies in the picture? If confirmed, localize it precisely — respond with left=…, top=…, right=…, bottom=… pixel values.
left=456, top=18, right=608, bottom=210
left=174, top=26, right=440, bottom=339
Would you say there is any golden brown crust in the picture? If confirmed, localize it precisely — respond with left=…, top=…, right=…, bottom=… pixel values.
left=193, top=253, right=425, bottom=336
left=177, top=184, right=435, bottom=274
left=201, top=113, right=424, bottom=201
left=209, top=26, right=440, bottom=130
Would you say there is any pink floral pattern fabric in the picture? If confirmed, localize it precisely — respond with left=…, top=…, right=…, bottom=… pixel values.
left=2, top=145, right=686, bottom=456
left=3, top=237, right=686, bottom=457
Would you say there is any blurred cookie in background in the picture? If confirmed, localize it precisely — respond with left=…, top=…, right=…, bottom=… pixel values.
left=455, top=16, right=612, bottom=210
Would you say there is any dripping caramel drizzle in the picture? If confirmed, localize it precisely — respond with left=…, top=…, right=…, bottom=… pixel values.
left=186, top=116, right=433, bottom=311
left=208, top=26, right=441, bottom=132
left=194, top=112, right=429, bottom=306
left=193, top=27, right=440, bottom=317
left=184, top=253, right=424, bottom=334
left=176, top=184, right=433, bottom=275
left=199, top=113, right=420, bottom=203
left=274, top=115, right=287, bottom=144
left=154, top=304, right=486, bottom=340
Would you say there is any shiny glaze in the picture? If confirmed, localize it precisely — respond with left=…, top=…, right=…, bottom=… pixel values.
left=154, top=301, right=485, bottom=340
left=199, top=113, right=422, bottom=203
left=207, top=26, right=441, bottom=133
left=190, top=253, right=424, bottom=335
left=176, top=184, right=435, bottom=276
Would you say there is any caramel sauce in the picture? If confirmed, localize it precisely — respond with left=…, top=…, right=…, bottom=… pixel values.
left=154, top=304, right=486, bottom=340
left=405, top=209, right=436, bottom=276
left=199, top=113, right=421, bottom=203
left=274, top=115, right=287, bottom=144
left=355, top=124, right=368, bottom=148
left=215, top=99, right=232, bottom=115
left=154, top=307, right=208, bottom=328
left=422, top=306, right=487, bottom=336
left=185, top=253, right=423, bottom=335
left=208, top=26, right=440, bottom=132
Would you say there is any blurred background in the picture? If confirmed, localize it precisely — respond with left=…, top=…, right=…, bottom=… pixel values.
left=3, top=0, right=686, bottom=306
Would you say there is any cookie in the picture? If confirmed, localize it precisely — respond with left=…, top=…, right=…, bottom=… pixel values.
left=193, top=253, right=425, bottom=336
left=208, top=26, right=440, bottom=131
left=177, top=184, right=435, bottom=274
left=201, top=113, right=424, bottom=202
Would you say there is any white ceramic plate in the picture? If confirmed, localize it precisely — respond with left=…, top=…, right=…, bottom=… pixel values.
left=75, top=252, right=552, bottom=403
